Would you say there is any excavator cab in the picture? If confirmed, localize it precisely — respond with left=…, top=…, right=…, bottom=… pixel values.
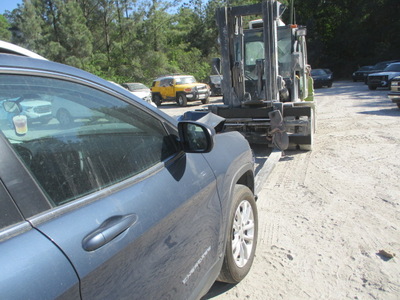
left=240, top=18, right=309, bottom=103
left=206, top=0, right=315, bottom=149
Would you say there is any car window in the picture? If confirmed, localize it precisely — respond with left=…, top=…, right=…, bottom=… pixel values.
left=209, top=76, right=222, bottom=84
left=124, top=83, right=148, bottom=91
left=0, top=75, right=179, bottom=207
left=311, top=69, right=326, bottom=76
left=175, top=77, right=196, bottom=85
left=160, top=78, right=172, bottom=87
left=384, top=64, right=400, bottom=72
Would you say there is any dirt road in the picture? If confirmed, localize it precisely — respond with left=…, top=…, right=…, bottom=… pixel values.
left=199, top=81, right=400, bottom=300
left=162, top=81, right=400, bottom=300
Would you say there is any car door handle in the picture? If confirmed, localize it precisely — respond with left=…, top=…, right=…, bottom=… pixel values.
left=82, top=214, right=138, bottom=251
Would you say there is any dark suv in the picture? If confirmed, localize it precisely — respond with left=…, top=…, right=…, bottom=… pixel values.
left=367, top=62, right=400, bottom=90
left=364, top=60, right=400, bottom=84
left=352, top=66, right=373, bottom=82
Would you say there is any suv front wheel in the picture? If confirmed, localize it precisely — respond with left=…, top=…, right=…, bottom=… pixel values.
left=201, top=97, right=210, bottom=104
left=218, top=184, right=258, bottom=283
left=152, top=94, right=162, bottom=106
left=177, top=94, right=187, bottom=107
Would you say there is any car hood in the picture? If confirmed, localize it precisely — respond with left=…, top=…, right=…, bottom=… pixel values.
left=176, top=83, right=208, bottom=88
left=370, top=71, right=400, bottom=79
left=130, top=90, right=151, bottom=99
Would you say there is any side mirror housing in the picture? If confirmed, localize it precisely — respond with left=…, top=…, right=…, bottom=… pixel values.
left=2, top=100, right=21, bottom=114
left=178, top=121, right=215, bottom=153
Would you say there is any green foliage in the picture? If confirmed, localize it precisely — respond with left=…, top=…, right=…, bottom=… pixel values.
left=2, top=0, right=399, bottom=80
left=0, top=15, right=11, bottom=41
left=295, top=0, right=400, bottom=77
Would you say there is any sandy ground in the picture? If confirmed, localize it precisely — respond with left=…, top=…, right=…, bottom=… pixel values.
left=161, top=81, right=400, bottom=300
left=199, top=81, right=400, bottom=300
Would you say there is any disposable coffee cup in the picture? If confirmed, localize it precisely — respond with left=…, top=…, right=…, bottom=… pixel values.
left=13, top=115, right=28, bottom=135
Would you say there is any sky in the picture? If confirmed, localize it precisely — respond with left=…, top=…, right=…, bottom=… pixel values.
left=0, top=0, right=23, bottom=15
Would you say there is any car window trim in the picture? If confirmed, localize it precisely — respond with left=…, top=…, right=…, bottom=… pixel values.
left=0, top=134, right=52, bottom=217
left=0, top=178, right=25, bottom=231
left=0, top=219, right=33, bottom=243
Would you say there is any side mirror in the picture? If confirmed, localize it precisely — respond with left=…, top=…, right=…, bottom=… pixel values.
left=3, top=100, right=21, bottom=114
left=178, top=121, right=214, bottom=153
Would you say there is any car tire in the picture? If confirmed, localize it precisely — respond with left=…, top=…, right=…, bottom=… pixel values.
left=57, top=109, right=72, bottom=127
left=218, top=184, right=258, bottom=284
left=152, top=94, right=162, bottom=106
left=368, top=85, right=377, bottom=90
left=201, top=97, right=210, bottom=104
left=177, top=94, right=187, bottom=107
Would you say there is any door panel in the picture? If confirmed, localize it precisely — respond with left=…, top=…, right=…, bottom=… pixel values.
left=0, top=223, right=80, bottom=299
left=36, top=153, right=221, bottom=299
left=0, top=142, right=79, bottom=300
left=0, top=73, right=222, bottom=299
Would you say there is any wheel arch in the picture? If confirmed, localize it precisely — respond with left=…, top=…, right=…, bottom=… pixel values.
left=236, top=169, right=255, bottom=196
left=218, top=165, right=255, bottom=253
left=217, top=179, right=258, bottom=283
left=151, top=92, right=162, bottom=98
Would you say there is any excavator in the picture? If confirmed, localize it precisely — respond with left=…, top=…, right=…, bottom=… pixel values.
left=183, top=0, right=315, bottom=151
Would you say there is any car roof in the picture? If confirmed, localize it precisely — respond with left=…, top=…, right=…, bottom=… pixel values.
left=0, top=53, right=118, bottom=89
left=0, top=43, right=120, bottom=93
left=0, top=40, right=47, bottom=60
left=373, top=60, right=400, bottom=68
left=154, top=75, right=194, bottom=81
left=123, top=82, right=148, bottom=87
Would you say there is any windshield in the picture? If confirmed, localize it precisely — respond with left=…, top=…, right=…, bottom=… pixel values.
left=209, top=75, right=222, bottom=84
left=244, top=30, right=264, bottom=68
left=245, top=41, right=264, bottom=66
left=311, top=69, right=327, bottom=76
left=373, top=62, right=390, bottom=70
left=359, top=66, right=373, bottom=71
left=125, top=83, right=148, bottom=91
left=175, top=76, right=196, bottom=84
left=277, top=28, right=292, bottom=78
left=384, top=64, right=400, bottom=72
